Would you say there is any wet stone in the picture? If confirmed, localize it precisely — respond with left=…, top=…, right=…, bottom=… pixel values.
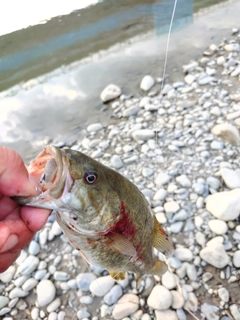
left=140, top=75, right=155, bottom=91
left=100, top=84, right=121, bottom=102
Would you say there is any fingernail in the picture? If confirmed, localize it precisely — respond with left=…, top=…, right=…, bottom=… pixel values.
left=0, top=234, right=19, bottom=253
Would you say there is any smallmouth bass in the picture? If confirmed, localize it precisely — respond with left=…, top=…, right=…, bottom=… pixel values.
left=13, top=145, right=173, bottom=280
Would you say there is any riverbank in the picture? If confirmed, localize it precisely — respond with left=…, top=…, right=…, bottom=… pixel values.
left=1, top=25, right=240, bottom=319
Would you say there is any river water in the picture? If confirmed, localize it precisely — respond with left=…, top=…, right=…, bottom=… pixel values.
left=0, top=0, right=239, bottom=160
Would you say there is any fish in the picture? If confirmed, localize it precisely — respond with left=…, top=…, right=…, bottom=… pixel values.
left=13, top=145, right=174, bottom=280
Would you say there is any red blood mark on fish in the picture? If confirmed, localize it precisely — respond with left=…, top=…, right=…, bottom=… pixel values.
left=99, top=201, right=136, bottom=237
left=160, top=228, right=166, bottom=236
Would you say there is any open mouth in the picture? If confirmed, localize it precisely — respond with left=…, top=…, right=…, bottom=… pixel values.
left=27, top=145, right=63, bottom=195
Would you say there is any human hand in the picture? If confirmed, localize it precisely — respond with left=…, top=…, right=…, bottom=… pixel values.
left=0, top=147, right=51, bottom=273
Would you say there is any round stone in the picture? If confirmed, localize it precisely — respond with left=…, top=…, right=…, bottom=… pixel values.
left=28, top=240, right=40, bottom=255
left=200, top=244, right=230, bottom=268
left=174, top=248, right=193, bottom=262
left=233, top=250, right=240, bottom=268
left=208, top=220, right=228, bottom=235
left=171, top=291, right=184, bottom=309
left=36, top=280, right=56, bottom=307
left=112, top=294, right=139, bottom=320
left=89, top=275, right=115, bottom=297
left=140, top=75, right=155, bottom=91
left=161, top=271, right=178, bottom=290
left=147, top=285, right=172, bottom=310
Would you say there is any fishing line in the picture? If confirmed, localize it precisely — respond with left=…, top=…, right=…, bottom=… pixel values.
left=160, top=0, right=178, bottom=94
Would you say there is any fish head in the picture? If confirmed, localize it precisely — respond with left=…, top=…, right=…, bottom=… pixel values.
left=13, top=145, right=122, bottom=234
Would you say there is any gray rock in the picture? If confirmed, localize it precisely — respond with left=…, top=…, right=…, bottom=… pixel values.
left=87, top=123, right=103, bottom=132
left=111, top=155, right=123, bottom=169
left=76, top=273, right=97, bottom=291
left=233, top=250, right=240, bottom=268
left=230, top=304, right=240, bottom=320
left=0, top=266, right=16, bottom=283
left=184, top=74, right=196, bottom=85
left=220, top=168, right=240, bottom=189
left=103, top=284, right=123, bottom=305
left=54, top=271, right=70, bottom=281
left=206, top=189, right=240, bottom=220
left=123, top=105, right=139, bottom=117
left=18, top=256, right=40, bottom=275
left=140, top=75, right=155, bottom=91
left=170, top=221, right=183, bottom=233
left=200, top=244, right=230, bottom=268
left=224, top=43, right=240, bottom=51
left=22, top=278, right=38, bottom=291
left=9, top=287, right=29, bottom=299
left=174, top=248, right=193, bottom=262
left=131, top=129, right=155, bottom=142
left=206, top=176, right=220, bottom=190
left=0, top=307, right=11, bottom=316
left=77, top=307, right=90, bottom=319
left=171, top=291, right=184, bottom=309
left=161, top=271, right=178, bottom=289
left=155, top=310, right=178, bottom=320
left=176, top=308, right=187, bottom=320
left=112, top=294, right=139, bottom=320
left=79, top=295, right=94, bottom=305
left=176, top=175, right=191, bottom=188
left=36, top=280, right=56, bottom=307
left=28, top=240, right=40, bottom=255
left=218, top=287, right=229, bottom=302
left=153, top=189, right=167, bottom=201
left=147, top=285, right=172, bottom=310
left=100, top=84, right=121, bottom=102
left=201, top=303, right=219, bottom=320
left=210, top=141, right=224, bottom=150
left=164, top=201, right=179, bottom=214
left=208, top=220, right=228, bottom=235
left=184, top=292, right=198, bottom=312
left=46, top=297, right=61, bottom=313
left=198, top=75, right=215, bottom=85
left=89, top=275, right=115, bottom=297
left=0, top=296, right=9, bottom=309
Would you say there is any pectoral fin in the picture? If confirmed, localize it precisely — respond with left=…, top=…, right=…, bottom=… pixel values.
left=105, top=232, right=137, bottom=258
left=109, top=270, right=126, bottom=280
left=153, top=216, right=174, bottom=256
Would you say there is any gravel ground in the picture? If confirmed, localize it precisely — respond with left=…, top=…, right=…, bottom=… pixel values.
left=1, top=29, right=240, bottom=320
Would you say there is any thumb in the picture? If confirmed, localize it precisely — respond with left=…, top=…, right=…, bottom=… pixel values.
left=0, top=147, right=35, bottom=196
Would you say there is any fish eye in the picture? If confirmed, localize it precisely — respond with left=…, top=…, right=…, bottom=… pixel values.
left=84, top=172, right=98, bottom=184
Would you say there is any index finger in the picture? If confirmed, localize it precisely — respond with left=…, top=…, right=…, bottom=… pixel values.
left=0, top=147, right=35, bottom=197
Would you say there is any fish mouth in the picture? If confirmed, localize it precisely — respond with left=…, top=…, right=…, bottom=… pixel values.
left=13, top=145, right=68, bottom=207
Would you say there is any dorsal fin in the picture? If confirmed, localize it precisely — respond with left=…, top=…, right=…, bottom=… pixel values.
left=153, top=216, right=174, bottom=256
